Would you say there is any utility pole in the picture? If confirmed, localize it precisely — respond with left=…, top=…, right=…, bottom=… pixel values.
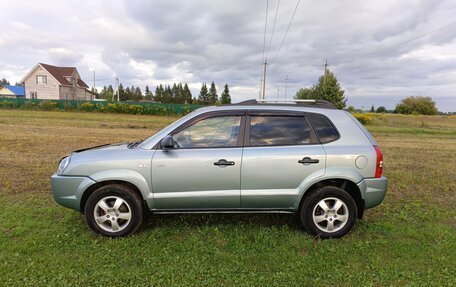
left=93, top=70, right=96, bottom=92
left=323, top=59, right=329, bottom=85
left=262, top=59, right=268, bottom=100
left=115, top=77, right=119, bottom=101
left=284, top=75, right=289, bottom=99
left=276, top=87, right=280, bottom=99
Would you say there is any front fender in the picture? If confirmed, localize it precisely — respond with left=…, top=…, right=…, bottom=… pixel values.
left=88, top=169, right=154, bottom=208
left=295, top=167, right=364, bottom=209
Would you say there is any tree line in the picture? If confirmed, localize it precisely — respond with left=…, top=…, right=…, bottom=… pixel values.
left=294, top=69, right=439, bottom=115
left=96, top=81, right=231, bottom=105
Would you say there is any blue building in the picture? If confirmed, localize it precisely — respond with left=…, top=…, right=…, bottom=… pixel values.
left=0, top=85, right=25, bottom=98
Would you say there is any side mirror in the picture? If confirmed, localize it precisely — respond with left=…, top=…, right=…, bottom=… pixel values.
left=161, top=135, right=175, bottom=150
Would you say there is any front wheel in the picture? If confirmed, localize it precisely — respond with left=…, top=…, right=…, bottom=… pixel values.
left=300, top=186, right=357, bottom=239
left=84, top=184, right=143, bottom=237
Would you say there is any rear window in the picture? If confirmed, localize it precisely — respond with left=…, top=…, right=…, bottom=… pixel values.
left=307, top=113, right=339, bottom=143
left=250, top=115, right=311, bottom=146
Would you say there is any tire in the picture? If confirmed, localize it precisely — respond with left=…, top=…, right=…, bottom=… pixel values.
left=299, top=186, right=357, bottom=239
left=84, top=184, right=143, bottom=237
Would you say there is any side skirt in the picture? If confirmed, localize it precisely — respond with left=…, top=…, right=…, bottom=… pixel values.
left=150, top=208, right=296, bottom=214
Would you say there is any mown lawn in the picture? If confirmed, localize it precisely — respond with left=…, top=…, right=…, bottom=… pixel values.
left=0, top=110, right=455, bottom=286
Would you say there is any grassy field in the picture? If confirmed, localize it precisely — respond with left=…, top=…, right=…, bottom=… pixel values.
left=0, top=110, right=455, bottom=286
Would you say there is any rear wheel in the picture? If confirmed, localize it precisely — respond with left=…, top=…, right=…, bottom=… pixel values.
left=84, top=184, right=143, bottom=237
left=300, top=186, right=357, bottom=239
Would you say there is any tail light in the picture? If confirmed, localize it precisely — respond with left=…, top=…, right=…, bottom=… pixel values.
left=374, top=145, right=383, bottom=178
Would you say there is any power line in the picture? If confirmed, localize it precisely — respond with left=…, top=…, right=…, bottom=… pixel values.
left=271, top=0, right=301, bottom=64
left=366, top=21, right=456, bottom=57
left=266, top=0, right=281, bottom=58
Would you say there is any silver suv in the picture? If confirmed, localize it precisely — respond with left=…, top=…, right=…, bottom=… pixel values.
left=51, top=99, right=387, bottom=238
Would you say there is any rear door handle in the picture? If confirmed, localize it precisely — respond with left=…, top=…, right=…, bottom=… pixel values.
left=298, top=157, right=319, bottom=164
left=214, top=159, right=235, bottom=167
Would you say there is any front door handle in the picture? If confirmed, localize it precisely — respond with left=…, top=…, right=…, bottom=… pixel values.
left=214, top=159, right=235, bottom=167
left=298, top=157, right=320, bottom=164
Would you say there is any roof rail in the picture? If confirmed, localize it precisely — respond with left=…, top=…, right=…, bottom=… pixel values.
left=234, top=99, right=336, bottom=109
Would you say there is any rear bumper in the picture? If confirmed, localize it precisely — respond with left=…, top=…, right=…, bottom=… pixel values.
left=358, top=176, right=388, bottom=209
left=51, top=173, right=96, bottom=211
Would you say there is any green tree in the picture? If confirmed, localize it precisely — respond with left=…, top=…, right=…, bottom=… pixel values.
left=208, top=81, right=218, bottom=105
left=395, top=96, right=438, bottom=115
left=183, top=83, right=192, bottom=104
left=370, top=105, right=375, bottom=112
left=1, top=78, right=9, bottom=85
left=376, top=106, right=387, bottom=113
left=163, top=85, right=172, bottom=103
left=198, top=83, right=210, bottom=104
left=220, top=84, right=231, bottom=104
left=171, top=83, right=179, bottom=103
left=295, top=87, right=314, bottom=100
left=295, top=69, right=347, bottom=109
left=144, top=85, right=153, bottom=101
left=155, top=85, right=164, bottom=103
left=134, top=86, right=142, bottom=101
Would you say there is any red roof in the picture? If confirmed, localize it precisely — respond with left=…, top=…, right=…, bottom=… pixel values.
left=39, top=63, right=89, bottom=88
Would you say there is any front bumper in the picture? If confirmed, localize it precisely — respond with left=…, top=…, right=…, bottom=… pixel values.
left=51, top=173, right=96, bottom=211
left=358, top=176, right=388, bottom=209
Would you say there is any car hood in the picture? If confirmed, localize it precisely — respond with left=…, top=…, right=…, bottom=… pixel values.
left=72, top=142, right=130, bottom=154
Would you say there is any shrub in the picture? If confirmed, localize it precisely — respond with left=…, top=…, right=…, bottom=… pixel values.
left=155, top=105, right=168, bottom=116
left=182, top=106, right=192, bottom=115
left=39, top=101, right=57, bottom=111
left=354, top=114, right=373, bottom=125
left=395, top=96, right=438, bottom=115
left=127, top=105, right=143, bottom=114
left=24, top=101, right=38, bottom=110
left=79, top=102, right=95, bottom=112
left=96, top=103, right=107, bottom=113
left=0, top=100, right=16, bottom=109
left=376, top=106, right=387, bottom=113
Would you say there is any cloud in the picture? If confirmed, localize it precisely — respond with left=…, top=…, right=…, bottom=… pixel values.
left=0, top=0, right=455, bottom=111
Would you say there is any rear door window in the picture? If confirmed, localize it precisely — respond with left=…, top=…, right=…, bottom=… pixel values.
left=249, top=115, right=311, bottom=146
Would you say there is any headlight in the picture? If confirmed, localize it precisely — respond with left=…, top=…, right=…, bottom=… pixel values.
left=57, top=156, right=71, bottom=175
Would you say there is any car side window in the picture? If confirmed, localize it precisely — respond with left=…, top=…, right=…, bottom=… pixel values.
left=249, top=115, right=311, bottom=146
left=307, top=113, right=339, bottom=143
left=173, top=116, right=242, bottom=148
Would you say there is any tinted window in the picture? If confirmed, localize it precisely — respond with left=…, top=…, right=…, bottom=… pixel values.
left=250, top=116, right=311, bottom=146
left=307, top=113, right=339, bottom=143
left=173, top=116, right=241, bottom=148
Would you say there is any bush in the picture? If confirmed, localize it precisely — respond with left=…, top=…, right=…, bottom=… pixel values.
left=39, top=101, right=57, bottom=111
left=127, top=105, right=143, bottom=114
left=376, top=106, right=387, bottom=113
left=79, top=102, right=95, bottom=112
left=0, top=100, right=16, bottom=109
left=354, top=114, right=373, bottom=125
left=395, top=96, right=438, bottom=115
left=0, top=98, right=200, bottom=116
left=24, top=101, right=38, bottom=110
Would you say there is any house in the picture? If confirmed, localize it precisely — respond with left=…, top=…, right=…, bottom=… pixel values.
left=0, top=85, right=25, bottom=98
left=20, top=63, right=95, bottom=100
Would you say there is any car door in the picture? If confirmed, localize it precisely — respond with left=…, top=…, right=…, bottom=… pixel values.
left=240, top=111, right=326, bottom=209
left=151, top=111, right=245, bottom=210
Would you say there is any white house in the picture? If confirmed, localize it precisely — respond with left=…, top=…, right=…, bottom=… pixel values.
left=21, top=63, right=94, bottom=100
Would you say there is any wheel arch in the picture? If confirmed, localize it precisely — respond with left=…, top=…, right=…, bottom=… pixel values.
left=80, top=180, right=149, bottom=214
left=299, top=178, right=364, bottom=219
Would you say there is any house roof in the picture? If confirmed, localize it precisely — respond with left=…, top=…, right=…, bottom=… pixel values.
left=1, top=85, right=25, bottom=96
left=39, top=63, right=89, bottom=88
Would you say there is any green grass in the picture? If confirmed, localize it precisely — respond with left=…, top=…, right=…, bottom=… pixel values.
left=0, top=110, right=455, bottom=286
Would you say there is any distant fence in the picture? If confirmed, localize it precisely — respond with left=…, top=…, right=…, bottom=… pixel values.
left=0, top=98, right=203, bottom=116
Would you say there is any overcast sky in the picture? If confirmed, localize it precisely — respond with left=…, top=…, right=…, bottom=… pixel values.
left=1, top=0, right=456, bottom=111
